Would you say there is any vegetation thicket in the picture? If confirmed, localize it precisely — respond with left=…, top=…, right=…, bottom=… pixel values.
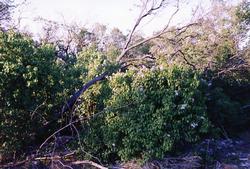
left=0, top=0, right=250, bottom=165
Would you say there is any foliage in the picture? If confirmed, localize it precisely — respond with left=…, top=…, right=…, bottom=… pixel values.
left=148, top=1, right=250, bottom=138
left=206, top=78, right=250, bottom=134
left=0, top=0, right=249, bottom=165
left=0, top=30, right=80, bottom=156
left=78, top=66, right=211, bottom=163
left=76, top=47, right=119, bottom=81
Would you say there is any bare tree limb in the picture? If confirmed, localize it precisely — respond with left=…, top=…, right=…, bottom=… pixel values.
left=119, top=22, right=197, bottom=65
left=41, top=102, right=136, bottom=151
left=62, top=71, right=110, bottom=113
left=178, top=50, right=197, bottom=70
left=122, top=0, right=167, bottom=51
left=72, top=160, right=108, bottom=169
left=117, top=0, right=180, bottom=62
left=0, top=159, right=28, bottom=169
left=34, top=156, right=108, bottom=169
left=124, top=53, right=156, bottom=63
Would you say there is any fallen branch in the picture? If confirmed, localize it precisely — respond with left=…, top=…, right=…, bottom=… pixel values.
left=35, top=155, right=108, bottom=169
left=0, top=159, right=29, bottom=169
left=72, top=160, right=108, bottom=169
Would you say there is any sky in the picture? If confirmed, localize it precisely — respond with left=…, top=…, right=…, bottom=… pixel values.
left=14, top=0, right=241, bottom=37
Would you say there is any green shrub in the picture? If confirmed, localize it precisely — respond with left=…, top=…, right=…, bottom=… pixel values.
left=78, top=66, right=211, bottom=162
left=0, top=30, right=79, bottom=156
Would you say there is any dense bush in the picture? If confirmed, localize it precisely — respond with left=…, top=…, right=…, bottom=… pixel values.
left=77, top=66, right=212, bottom=162
left=0, top=31, right=80, bottom=156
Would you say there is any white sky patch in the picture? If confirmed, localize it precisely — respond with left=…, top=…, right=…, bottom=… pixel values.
left=13, top=0, right=241, bottom=37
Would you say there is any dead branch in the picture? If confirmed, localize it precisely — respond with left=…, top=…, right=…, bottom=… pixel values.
left=72, top=160, right=108, bottom=169
left=35, top=155, right=108, bottom=169
left=178, top=50, right=197, bottom=69
left=0, top=159, right=29, bottom=168
left=122, top=0, right=167, bottom=51
left=54, top=160, right=74, bottom=169
left=30, top=99, right=47, bottom=122
left=71, top=122, right=103, bottom=164
left=124, top=54, right=156, bottom=63
left=117, top=0, right=180, bottom=62
left=62, top=71, right=110, bottom=113
left=35, top=155, right=62, bottom=161
left=118, top=23, right=198, bottom=65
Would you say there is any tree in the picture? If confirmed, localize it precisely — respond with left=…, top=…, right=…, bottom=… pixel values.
left=150, top=1, right=249, bottom=78
left=62, top=0, right=197, bottom=114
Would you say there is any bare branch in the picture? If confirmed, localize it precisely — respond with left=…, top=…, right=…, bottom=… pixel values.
left=34, top=156, right=108, bottom=169
left=161, top=0, right=180, bottom=33
left=0, top=159, right=28, bottom=169
left=116, top=0, right=182, bottom=62
left=62, top=71, right=109, bottom=113
left=178, top=50, right=197, bottom=70
left=117, top=0, right=177, bottom=62
left=123, top=0, right=167, bottom=51
left=125, top=54, right=156, bottom=63
left=119, top=22, right=197, bottom=65
left=72, top=160, right=108, bottom=169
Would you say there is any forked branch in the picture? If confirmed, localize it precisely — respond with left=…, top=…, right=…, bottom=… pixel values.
left=122, top=0, right=167, bottom=51
left=117, top=0, right=180, bottom=62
